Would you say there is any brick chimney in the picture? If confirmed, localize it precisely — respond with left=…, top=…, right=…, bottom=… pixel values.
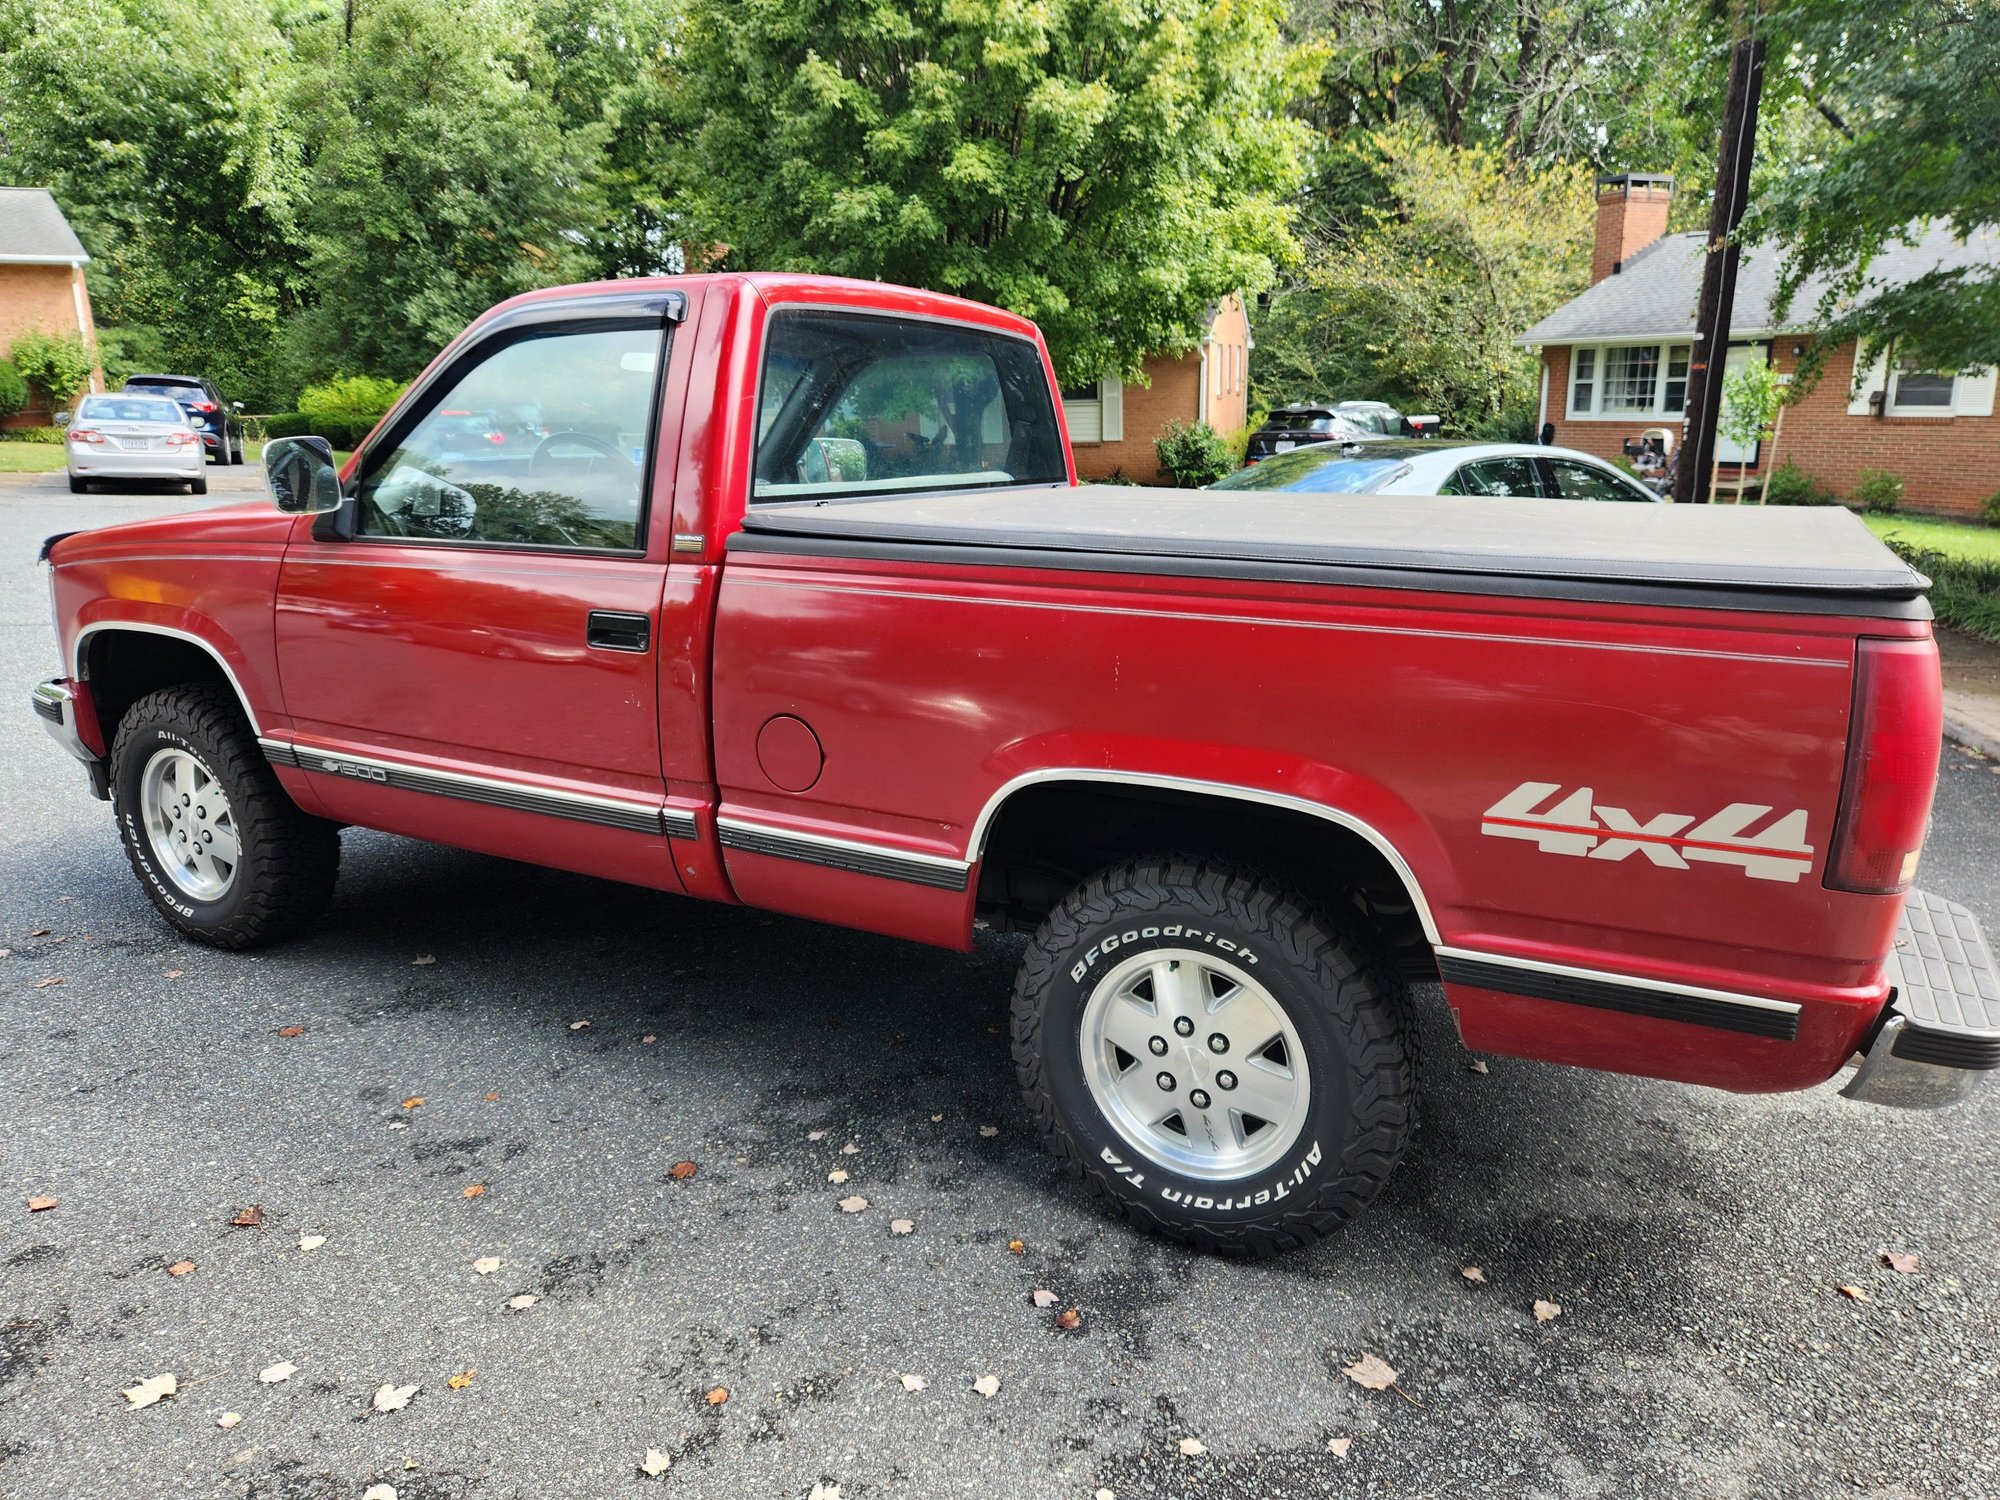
left=1591, top=173, right=1673, bottom=284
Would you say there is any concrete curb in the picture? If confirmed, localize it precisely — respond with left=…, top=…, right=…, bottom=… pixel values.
left=1944, top=711, right=2000, bottom=761
left=1941, top=685, right=2000, bottom=760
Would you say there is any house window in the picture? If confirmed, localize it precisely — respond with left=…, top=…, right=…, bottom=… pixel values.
left=1889, top=362, right=1955, bottom=412
left=1567, top=342, right=1695, bottom=417
left=1059, top=376, right=1123, bottom=444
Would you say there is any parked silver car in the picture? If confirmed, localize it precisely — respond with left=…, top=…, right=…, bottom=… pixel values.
left=1211, top=439, right=1664, bottom=502
left=63, top=395, right=208, bottom=496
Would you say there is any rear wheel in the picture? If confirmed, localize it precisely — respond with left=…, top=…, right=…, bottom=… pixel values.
left=68, top=475, right=88, bottom=495
left=111, top=684, right=339, bottom=948
left=190, top=474, right=207, bottom=495
left=228, top=433, right=244, bottom=465
left=1012, top=856, right=1414, bottom=1256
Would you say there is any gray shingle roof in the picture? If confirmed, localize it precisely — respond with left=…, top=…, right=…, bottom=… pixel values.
left=0, top=188, right=89, bottom=264
left=1519, top=220, right=2000, bottom=345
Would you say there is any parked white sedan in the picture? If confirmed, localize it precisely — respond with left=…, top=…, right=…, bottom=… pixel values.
left=1215, top=439, right=1665, bottom=502
left=64, top=395, right=208, bottom=496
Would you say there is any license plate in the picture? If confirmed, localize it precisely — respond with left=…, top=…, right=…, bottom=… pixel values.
left=1274, top=440, right=1294, bottom=453
left=117, top=438, right=151, bottom=450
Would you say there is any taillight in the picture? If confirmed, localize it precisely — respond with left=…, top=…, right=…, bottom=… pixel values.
left=165, top=431, right=197, bottom=447
left=190, top=400, right=217, bottom=412
left=1826, top=637, right=1942, bottom=895
left=67, top=428, right=104, bottom=445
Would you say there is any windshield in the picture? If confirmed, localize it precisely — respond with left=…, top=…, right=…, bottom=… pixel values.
left=753, top=310, right=1067, bottom=502
left=79, top=396, right=188, bottom=425
left=1210, top=450, right=1410, bottom=493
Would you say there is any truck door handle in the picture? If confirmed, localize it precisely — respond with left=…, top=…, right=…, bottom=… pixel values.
left=586, top=610, right=651, bottom=653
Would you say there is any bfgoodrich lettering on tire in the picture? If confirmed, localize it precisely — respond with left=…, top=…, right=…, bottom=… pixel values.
left=110, top=683, right=340, bottom=949
left=1011, top=856, right=1414, bottom=1256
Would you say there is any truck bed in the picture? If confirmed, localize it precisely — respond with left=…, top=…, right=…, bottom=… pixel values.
left=735, top=485, right=1929, bottom=615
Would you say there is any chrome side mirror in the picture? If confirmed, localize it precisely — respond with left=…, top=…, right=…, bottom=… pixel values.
left=263, top=435, right=343, bottom=515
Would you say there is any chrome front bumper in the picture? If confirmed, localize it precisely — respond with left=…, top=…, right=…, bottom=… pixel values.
left=1842, top=889, right=1998, bottom=1109
left=32, top=679, right=109, bottom=798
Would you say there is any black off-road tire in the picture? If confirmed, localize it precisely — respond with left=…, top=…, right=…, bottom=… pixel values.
left=111, top=684, right=340, bottom=949
left=190, top=474, right=208, bottom=495
left=1012, top=856, right=1414, bottom=1256
left=69, top=476, right=88, bottom=494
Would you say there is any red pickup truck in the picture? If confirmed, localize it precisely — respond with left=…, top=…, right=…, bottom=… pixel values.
left=33, top=274, right=1997, bottom=1254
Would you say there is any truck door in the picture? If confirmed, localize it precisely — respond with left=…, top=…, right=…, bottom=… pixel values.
left=272, top=294, right=686, bottom=891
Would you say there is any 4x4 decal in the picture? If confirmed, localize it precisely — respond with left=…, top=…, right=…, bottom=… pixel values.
left=1482, top=781, right=1814, bottom=882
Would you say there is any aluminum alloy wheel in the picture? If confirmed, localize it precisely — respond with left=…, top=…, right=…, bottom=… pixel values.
left=140, top=748, right=241, bottom=902
left=1078, top=947, right=1310, bottom=1181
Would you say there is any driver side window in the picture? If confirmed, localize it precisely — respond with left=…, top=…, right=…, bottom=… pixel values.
left=354, top=324, right=665, bottom=550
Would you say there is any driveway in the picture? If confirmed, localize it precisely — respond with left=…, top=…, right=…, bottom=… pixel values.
left=4, top=473, right=1998, bottom=1499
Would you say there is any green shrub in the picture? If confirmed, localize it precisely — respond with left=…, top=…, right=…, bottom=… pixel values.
left=1854, top=468, right=1905, bottom=514
left=1881, top=538, right=2000, bottom=645
left=265, top=410, right=378, bottom=448
left=1763, top=461, right=1838, bottom=506
left=3, top=426, right=66, bottom=444
left=6, top=329, right=95, bottom=408
left=0, top=359, right=27, bottom=421
left=1979, top=489, right=2000, bottom=527
left=297, top=374, right=407, bottom=425
left=1155, top=419, right=1236, bottom=487
left=1462, top=402, right=1538, bottom=444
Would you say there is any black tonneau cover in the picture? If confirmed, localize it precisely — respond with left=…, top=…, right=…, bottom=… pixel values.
left=733, top=485, right=1929, bottom=614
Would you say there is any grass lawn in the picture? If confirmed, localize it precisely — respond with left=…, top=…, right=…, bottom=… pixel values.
left=1865, top=513, right=2000, bottom=563
left=0, top=441, right=68, bottom=473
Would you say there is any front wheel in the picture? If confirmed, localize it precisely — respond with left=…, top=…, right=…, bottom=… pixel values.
left=1012, top=856, right=1414, bottom=1256
left=111, top=683, right=340, bottom=948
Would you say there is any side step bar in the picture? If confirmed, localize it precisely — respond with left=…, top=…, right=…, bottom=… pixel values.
left=1843, top=890, right=1998, bottom=1108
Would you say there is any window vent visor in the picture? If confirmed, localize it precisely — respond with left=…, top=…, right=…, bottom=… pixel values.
left=1826, top=638, right=1943, bottom=896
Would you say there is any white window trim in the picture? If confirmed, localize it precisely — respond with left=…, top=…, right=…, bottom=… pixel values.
left=1886, top=366, right=1958, bottom=419
left=1849, top=343, right=1998, bottom=418
left=1565, top=339, right=1695, bottom=421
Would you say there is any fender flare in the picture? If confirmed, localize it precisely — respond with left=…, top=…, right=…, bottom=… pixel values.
left=72, top=620, right=266, bottom=736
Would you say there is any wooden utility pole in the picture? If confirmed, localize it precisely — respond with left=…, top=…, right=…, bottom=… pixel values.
left=1675, top=29, right=1767, bottom=504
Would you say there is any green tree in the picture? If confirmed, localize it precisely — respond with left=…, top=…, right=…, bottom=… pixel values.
left=283, top=0, right=608, bottom=379
left=1753, top=0, right=2000, bottom=373
left=0, top=0, right=307, bottom=407
left=1254, top=127, right=1593, bottom=429
left=661, top=0, right=1309, bottom=383
left=7, top=329, right=96, bottom=409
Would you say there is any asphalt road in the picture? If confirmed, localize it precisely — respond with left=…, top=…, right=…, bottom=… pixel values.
left=4, top=468, right=1998, bottom=1500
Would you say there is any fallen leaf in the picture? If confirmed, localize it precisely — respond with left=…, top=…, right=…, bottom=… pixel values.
left=826, top=1169, right=849, bottom=1185
left=1461, top=1266, right=1486, bottom=1283
left=34, top=976, right=63, bottom=989
left=28, top=927, right=51, bottom=937
left=569, top=1019, right=590, bottom=1030
left=363, top=1486, right=398, bottom=1500
left=1007, top=1238, right=1026, bottom=1255
left=1032, top=1289, right=1059, bottom=1308
left=163, top=969, right=183, bottom=979
left=640, top=1449, right=672, bottom=1477
left=840, top=1141, right=860, bottom=1155
left=473, top=1257, right=501, bottom=1275
left=807, top=1129, right=828, bottom=1141
left=668, top=1160, right=698, bottom=1181
left=808, top=1486, right=842, bottom=1500
left=1534, top=1300, right=1562, bottom=1323
left=1838, top=1283, right=1869, bottom=1302
left=462, top=1183, right=486, bottom=1199
left=388, top=1121, right=408, bottom=1131
left=979, top=1125, right=999, bottom=1137
left=899, top=1373, right=927, bottom=1392
left=641, top=1034, right=657, bottom=1045
left=1341, top=1353, right=1398, bottom=1391
left=411, top=955, right=436, bottom=966
left=216, top=1412, right=242, bottom=1429
left=1327, top=1437, right=1353, bottom=1457
left=972, top=1374, right=1000, bottom=1399
left=297, top=1235, right=326, bottom=1252
left=401, top=1096, right=425, bottom=1110
left=371, top=1383, right=419, bottom=1413
left=1177, top=1437, right=1207, bottom=1457
left=167, top=1260, right=196, bottom=1277
left=259, top=1361, right=298, bottom=1385
left=1467, top=1058, right=1490, bottom=1074
left=121, top=1373, right=176, bottom=1408
left=889, top=1218, right=914, bottom=1236
left=482, top=1091, right=500, bottom=1101
left=506, top=1294, right=538, bottom=1311
left=27, top=1195, right=58, bottom=1213
left=275, top=1026, right=306, bottom=1038
left=705, top=1386, right=729, bottom=1406
left=838, top=1195, right=869, bottom=1214
left=447, top=1369, right=475, bottom=1390
left=929, top=1113, right=943, bottom=1122
left=1054, top=1308, right=1082, bottom=1332
left=1883, top=1250, right=1920, bottom=1275
left=230, top=1205, right=265, bottom=1229
left=1096, top=1491, right=1116, bottom=1500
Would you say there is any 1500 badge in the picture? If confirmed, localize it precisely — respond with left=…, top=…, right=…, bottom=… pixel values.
left=1482, top=781, right=1813, bottom=882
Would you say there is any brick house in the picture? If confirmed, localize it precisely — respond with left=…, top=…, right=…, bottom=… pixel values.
left=0, top=187, right=102, bottom=428
left=1520, top=174, right=2000, bottom=517
left=1064, top=295, right=1251, bottom=483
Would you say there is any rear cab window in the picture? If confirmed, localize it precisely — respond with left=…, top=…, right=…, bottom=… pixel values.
left=752, top=310, right=1067, bottom=503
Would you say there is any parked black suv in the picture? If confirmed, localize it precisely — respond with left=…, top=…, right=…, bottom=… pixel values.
left=120, top=374, right=245, bottom=464
left=1245, top=400, right=1441, bottom=463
